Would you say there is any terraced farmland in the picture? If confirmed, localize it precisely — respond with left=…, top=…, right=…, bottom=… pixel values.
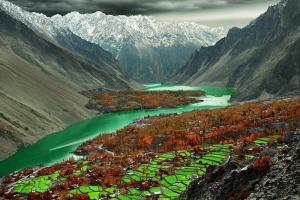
left=2, top=98, right=299, bottom=199
left=118, top=147, right=229, bottom=199
left=13, top=171, right=59, bottom=194
left=7, top=136, right=282, bottom=200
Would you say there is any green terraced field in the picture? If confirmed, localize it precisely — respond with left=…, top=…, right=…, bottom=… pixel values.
left=11, top=136, right=281, bottom=199
left=69, top=146, right=231, bottom=199
left=246, top=135, right=280, bottom=149
left=70, top=186, right=117, bottom=199
left=13, top=171, right=60, bottom=193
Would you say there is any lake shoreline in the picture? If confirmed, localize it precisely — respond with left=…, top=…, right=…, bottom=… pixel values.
left=0, top=85, right=234, bottom=177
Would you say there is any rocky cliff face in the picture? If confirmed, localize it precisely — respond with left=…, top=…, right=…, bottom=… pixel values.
left=175, top=0, right=300, bottom=101
left=0, top=2, right=137, bottom=160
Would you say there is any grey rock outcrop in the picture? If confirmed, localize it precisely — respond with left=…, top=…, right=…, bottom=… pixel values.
left=179, top=129, right=300, bottom=200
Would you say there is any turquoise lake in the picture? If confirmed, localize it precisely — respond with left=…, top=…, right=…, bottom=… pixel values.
left=0, top=84, right=234, bottom=177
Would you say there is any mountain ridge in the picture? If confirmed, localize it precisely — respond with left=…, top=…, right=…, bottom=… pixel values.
left=51, top=12, right=226, bottom=82
left=0, top=1, right=138, bottom=160
left=174, top=0, right=300, bottom=101
left=4, top=4, right=226, bottom=82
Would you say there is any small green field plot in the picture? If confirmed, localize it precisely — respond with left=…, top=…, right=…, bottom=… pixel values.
left=73, top=160, right=91, bottom=176
left=174, top=168, right=195, bottom=178
left=149, top=186, right=161, bottom=194
left=81, top=165, right=90, bottom=171
left=70, top=185, right=117, bottom=199
left=161, top=187, right=180, bottom=198
left=241, top=135, right=283, bottom=160
left=13, top=171, right=60, bottom=194
left=12, top=160, right=91, bottom=195
left=203, top=144, right=232, bottom=152
left=254, top=140, right=269, bottom=145
left=246, top=135, right=280, bottom=150
left=254, top=135, right=278, bottom=144
left=244, top=154, right=255, bottom=159
left=201, top=154, right=225, bottom=163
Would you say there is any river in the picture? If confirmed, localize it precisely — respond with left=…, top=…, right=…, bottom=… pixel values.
left=0, top=84, right=234, bottom=177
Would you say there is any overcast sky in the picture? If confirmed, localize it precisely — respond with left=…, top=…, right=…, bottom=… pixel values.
left=10, top=0, right=281, bottom=28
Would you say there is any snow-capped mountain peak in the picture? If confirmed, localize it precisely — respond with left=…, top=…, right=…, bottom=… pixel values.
left=0, top=0, right=227, bottom=82
left=50, top=10, right=225, bottom=47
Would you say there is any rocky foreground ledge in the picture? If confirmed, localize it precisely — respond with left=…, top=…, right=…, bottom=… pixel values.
left=180, top=129, right=300, bottom=200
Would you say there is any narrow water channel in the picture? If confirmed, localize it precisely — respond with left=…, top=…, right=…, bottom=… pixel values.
left=0, top=85, right=234, bottom=177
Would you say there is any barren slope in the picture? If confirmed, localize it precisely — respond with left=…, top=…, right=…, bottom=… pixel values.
left=0, top=8, right=135, bottom=160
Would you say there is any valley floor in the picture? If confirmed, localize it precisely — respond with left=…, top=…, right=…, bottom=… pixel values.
left=0, top=97, right=299, bottom=199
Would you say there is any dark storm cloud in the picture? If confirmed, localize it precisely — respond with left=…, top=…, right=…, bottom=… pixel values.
left=8, top=0, right=278, bottom=16
left=8, top=0, right=280, bottom=28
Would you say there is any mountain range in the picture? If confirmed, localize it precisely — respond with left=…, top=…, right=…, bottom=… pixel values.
left=24, top=10, right=225, bottom=82
left=174, top=0, right=300, bottom=101
left=0, top=0, right=138, bottom=160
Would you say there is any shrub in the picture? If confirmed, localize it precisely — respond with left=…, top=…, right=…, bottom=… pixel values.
left=28, top=192, right=42, bottom=200
left=194, top=147, right=208, bottom=155
left=236, top=187, right=249, bottom=200
left=268, top=138, right=275, bottom=146
left=72, top=194, right=89, bottom=200
left=277, top=135, right=283, bottom=143
left=252, top=155, right=270, bottom=175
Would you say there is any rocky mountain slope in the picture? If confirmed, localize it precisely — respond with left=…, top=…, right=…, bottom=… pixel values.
left=0, top=1, right=137, bottom=160
left=10, top=6, right=226, bottom=83
left=180, top=129, right=300, bottom=200
left=174, top=0, right=300, bottom=101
